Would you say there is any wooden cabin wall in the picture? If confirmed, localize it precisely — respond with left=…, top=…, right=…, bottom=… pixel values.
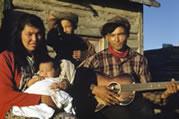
left=8, top=0, right=143, bottom=54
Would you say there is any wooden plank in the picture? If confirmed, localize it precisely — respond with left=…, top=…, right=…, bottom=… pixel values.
left=127, top=39, right=138, bottom=49
left=129, top=0, right=160, bottom=7
left=137, top=10, right=143, bottom=54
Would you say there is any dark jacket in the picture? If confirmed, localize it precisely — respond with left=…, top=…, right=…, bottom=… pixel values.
left=47, top=28, right=88, bottom=67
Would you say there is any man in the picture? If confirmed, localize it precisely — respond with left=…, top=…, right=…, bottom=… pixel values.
left=71, top=16, right=178, bottom=119
left=47, top=11, right=95, bottom=67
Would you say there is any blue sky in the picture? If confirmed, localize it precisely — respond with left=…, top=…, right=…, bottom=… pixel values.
left=143, top=0, right=179, bottom=50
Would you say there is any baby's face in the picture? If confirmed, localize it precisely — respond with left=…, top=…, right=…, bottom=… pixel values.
left=39, top=62, right=57, bottom=78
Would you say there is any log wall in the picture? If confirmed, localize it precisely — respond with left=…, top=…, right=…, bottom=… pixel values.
left=5, top=0, right=144, bottom=53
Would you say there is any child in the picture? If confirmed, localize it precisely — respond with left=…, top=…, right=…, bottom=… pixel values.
left=12, top=57, right=76, bottom=119
left=27, top=57, right=69, bottom=90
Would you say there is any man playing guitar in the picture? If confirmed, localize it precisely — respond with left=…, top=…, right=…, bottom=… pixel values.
left=71, top=16, right=178, bottom=119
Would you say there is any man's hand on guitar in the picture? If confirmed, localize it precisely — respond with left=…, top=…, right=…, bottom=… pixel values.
left=161, top=78, right=178, bottom=99
left=91, top=85, right=119, bottom=105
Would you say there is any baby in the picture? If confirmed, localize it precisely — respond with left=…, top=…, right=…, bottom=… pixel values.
left=12, top=57, right=75, bottom=119
left=27, top=57, right=69, bottom=90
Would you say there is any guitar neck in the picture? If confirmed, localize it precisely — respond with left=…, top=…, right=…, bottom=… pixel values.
left=121, top=81, right=179, bottom=92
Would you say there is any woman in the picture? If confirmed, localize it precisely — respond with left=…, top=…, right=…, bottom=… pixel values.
left=0, top=13, right=76, bottom=119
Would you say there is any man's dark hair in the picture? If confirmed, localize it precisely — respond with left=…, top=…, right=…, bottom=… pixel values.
left=100, top=16, right=131, bottom=37
left=9, top=13, right=48, bottom=70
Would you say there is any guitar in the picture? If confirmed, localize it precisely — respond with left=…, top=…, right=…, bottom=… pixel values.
left=95, top=73, right=179, bottom=112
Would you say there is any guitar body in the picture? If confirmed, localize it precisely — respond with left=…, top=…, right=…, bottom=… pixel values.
left=95, top=73, right=136, bottom=112
left=95, top=73, right=179, bottom=112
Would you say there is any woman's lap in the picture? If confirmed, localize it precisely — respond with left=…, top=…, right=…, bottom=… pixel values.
left=6, top=111, right=77, bottom=119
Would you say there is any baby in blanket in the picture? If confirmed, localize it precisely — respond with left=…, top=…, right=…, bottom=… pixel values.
left=12, top=57, right=76, bottom=119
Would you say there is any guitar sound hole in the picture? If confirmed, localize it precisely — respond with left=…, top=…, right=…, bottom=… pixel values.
left=108, top=82, right=120, bottom=94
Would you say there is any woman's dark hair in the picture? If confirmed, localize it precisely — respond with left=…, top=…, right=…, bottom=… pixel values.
left=9, top=13, right=48, bottom=69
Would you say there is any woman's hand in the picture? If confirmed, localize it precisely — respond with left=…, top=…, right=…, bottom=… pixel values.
left=50, top=80, right=69, bottom=90
left=50, top=82, right=59, bottom=89
left=27, top=76, right=44, bottom=87
left=73, top=50, right=81, bottom=60
left=92, top=85, right=119, bottom=105
left=161, top=78, right=178, bottom=99
left=41, top=95, right=57, bottom=108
